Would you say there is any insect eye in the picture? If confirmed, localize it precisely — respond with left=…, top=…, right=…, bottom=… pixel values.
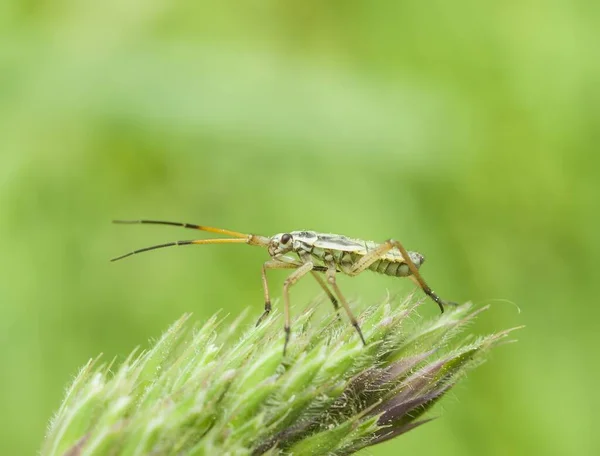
left=281, top=233, right=292, bottom=244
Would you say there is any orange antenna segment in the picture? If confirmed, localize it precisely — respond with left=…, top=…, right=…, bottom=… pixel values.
left=112, top=220, right=250, bottom=239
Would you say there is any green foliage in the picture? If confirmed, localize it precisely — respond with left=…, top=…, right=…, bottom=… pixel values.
left=42, top=297, right=516, bottom=456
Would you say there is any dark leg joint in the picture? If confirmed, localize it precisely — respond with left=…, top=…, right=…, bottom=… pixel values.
left=283, top=325, right=291, bottom=356
left=255, top=301, right=272, bottom=326
left=436, top=299, right=445, bottom=313
left=330, top=296, right=339, bottom=311
left=352, top=321, right=367, bottom=346
left=423, top=286, right=446, bottom=314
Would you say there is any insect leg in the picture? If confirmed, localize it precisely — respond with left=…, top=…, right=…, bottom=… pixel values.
left=348, top=239, right=449, bottom=313
left=293, top=251, right=339, bottom=315
left=256, top=260, right=298, bottom=327
left=282, top=261, right=314, bottom=355
left=347, top=242, right=394, bottom=275
left=310, top=271, right=340, bottom=313
left=326, top=267, right=366, bottom=346
left=387, top=240, right=447, bottom=313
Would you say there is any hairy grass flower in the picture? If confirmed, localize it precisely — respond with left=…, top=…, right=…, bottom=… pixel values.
left=42, top=294, right=519, bottom=455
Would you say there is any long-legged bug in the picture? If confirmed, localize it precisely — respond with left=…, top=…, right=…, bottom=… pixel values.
left=111, top=220, right=454, bottom=355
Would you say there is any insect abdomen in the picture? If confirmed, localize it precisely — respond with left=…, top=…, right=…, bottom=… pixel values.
left=309, top=248, right=410, bottom=278
left=368, top=260, right=411, bottom=277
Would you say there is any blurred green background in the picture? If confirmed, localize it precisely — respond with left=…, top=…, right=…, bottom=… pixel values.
left=1, top=1, right=598, bottom=455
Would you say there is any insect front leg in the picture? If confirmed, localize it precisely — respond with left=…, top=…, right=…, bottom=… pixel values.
left=281, top=261, right=315, bottom=355
left=256, top=260, right=299, bottom=327
left=325, top=267, right=366, bottom=346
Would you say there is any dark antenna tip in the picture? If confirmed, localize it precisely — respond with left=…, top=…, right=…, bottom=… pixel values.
left=109, top=241, right=195, bottom=263
left=113, top=220, right=139, bottom=224
left=110, top=252, right=133, bottom=262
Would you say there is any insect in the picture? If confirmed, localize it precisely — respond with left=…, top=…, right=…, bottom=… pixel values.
left=112, top=220, right=454, bottom=354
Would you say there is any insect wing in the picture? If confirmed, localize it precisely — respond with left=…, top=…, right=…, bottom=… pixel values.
left=312, top=234, right=369, bottom=253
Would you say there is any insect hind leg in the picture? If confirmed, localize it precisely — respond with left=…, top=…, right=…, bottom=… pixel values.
left=387, top=239, right=448, bottom=313
left=348, top=238, right=452, bottom=313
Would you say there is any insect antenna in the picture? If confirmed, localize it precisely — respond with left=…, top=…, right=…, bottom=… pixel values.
left=111, top=220, right=253, bottom=262
left=111, top=238, right=248, bottom=262
left=113, top=219, right=249, bottom=238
